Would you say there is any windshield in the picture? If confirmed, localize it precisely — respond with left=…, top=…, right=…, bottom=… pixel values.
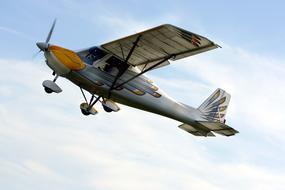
left=81, top=47, right=107, bottom=65
left=86, top=47, right=107, bottom=62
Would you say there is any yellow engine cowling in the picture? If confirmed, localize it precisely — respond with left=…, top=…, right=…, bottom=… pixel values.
left=45, top=45, right=86, bottom=75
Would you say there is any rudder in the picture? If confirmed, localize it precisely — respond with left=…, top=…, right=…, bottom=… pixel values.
left=198, top=88, right=231, bottom=123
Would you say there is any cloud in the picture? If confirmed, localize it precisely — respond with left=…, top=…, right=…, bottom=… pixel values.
left=223, top=164, right=285, bottom=190
left=1, top=9, right=285, bottom=190
left=1, top=1, right=285, bottom=189
left=23, top=160, right=63, bottom=180
left=0, top=55, right=285, bottom=190
left=170, top=45, right=285, bottom=139
left=0, top=26, right=33, bottom=41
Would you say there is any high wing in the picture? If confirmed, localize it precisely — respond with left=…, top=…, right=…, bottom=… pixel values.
left=100, top=24, right=220, bottom=71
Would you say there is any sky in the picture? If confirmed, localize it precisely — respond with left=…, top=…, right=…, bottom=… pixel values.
left=1, top=0, right=285, bottom=189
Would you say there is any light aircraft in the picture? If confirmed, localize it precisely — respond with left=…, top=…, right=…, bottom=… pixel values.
left=36, top=20, right=238, bottom=137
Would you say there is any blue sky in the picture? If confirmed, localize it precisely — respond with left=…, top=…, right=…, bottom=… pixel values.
left=2, top=0, right=285, bottom=58
left=1, top=0, right=285, bottom=190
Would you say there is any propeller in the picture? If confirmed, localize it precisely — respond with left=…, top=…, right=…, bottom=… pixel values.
left=45, top=19, right=56, bottom=43
left=35, top=19, right=57, bottom=54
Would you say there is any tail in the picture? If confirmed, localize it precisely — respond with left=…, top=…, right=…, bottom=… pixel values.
left=198, top=88, right=230, bottom=123
left=179, top=88, right=238, bottom=137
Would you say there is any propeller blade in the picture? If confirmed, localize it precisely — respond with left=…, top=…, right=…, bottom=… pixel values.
left=45, top=19, right=57, bottom=43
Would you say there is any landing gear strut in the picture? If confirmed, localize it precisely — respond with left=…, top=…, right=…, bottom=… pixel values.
left=79, top=88, right=101, bottom=116
left=79, top=88, right=121, bottom=115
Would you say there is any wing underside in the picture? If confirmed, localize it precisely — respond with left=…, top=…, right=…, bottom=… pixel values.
left=101, top=24, right=219, bottom=71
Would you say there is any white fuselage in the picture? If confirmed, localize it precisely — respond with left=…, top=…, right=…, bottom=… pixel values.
left=66, top=65, right=203, bottom=126
left=44, top=45, right=205, bottom=127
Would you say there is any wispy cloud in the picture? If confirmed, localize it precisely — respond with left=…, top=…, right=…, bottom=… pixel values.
left=0, top=55, right=284, bottom=190
left=0, top=26, right=33, bottom=41
left=173, top=45, right=285, bottom=138
left=1, top=4, right=285, bottom=189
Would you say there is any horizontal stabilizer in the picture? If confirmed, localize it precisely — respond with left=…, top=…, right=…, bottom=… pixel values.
left=198, top=121, right=239, bottom=137
left=178, top=121, right=238, bottom=137
left=179, top=123, right=216, bottom=137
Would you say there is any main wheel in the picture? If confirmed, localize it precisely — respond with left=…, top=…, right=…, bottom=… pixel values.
left=103, top=105, right=113, bottom=113
left=81, top=108, right=90, bottom=116
left=44, top=87, right=53, bottom=94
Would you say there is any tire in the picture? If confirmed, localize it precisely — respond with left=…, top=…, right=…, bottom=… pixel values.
left=44, top=87, right=53, bottom=94
left=81, top=108, right=90, bottom=116
left=103, top=105, right=113, bottom=113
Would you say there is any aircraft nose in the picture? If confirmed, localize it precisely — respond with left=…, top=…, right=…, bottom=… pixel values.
left=36, top=42, right=48, bottom=51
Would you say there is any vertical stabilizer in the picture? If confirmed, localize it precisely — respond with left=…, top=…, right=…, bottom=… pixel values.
left=198, top=88, right=231, bottom=123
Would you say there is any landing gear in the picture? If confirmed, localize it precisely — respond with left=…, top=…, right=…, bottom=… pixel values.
left=81, top=107, right=90, bottom=115
left=102, top=99, right=120, bottom=113
left=103, top=105, right=113, bottom=113
left=79, top=88, right=100, bottom=116
left=80, top=102, right=97, bottom=115
left=42, top=74, right=62, bottom=94
left=44, top=86, right=54, bottom=94
left=79, top=88, right=120, bottom=116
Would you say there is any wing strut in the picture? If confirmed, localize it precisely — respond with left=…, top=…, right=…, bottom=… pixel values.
left=107, top=35, right=141, bottom=98
left=114, top=56, right=172, bottom=89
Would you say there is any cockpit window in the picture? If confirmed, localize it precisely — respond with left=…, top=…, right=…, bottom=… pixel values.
left=86, top=47, right=107, bottom=63
left=103, top=55, right=130, bottom=75
left=104, top=56, right=125, bottom=72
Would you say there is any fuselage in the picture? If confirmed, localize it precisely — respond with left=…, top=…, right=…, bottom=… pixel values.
left=44, top=44, right=205, bottom=126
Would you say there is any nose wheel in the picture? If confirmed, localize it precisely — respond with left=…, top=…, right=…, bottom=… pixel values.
left=42, top=74, right=62, bottom=94
left=44, top=86, right=54, bottom=94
